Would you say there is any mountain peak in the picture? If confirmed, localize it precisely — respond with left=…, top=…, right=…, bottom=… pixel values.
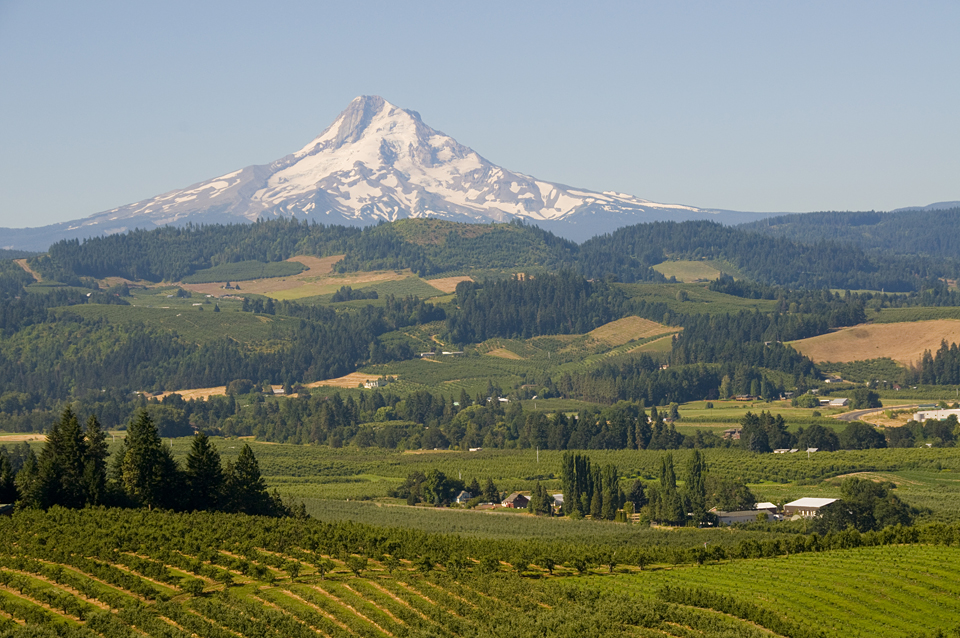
left=296, top=95, right=427, bottom=158
left=330, top=95, right=388, bottom=147
left=1, top=96, right=737, bottom=250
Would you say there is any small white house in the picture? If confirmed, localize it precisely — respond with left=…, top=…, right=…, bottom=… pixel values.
left=454, top=491, right=473, bottom=504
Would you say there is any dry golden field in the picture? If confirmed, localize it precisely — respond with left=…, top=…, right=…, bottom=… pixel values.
left=425, top=275, right=474, bottom=293
left=587, top=316, right=678, bottom=346
left=790, top=319, right=960, bottom=365
left=652, top=260, right=727, bottom=282
left=157, top=386, right=228, bottom=401
left=790, top=320, right=960, bottom=365
left=304, top=372, right=384, bottom=388
left=178, top=254, right=385, bottom=298
left=157, top=371, right=388, bottom=400
left=486, top=347, right=524, bottom=360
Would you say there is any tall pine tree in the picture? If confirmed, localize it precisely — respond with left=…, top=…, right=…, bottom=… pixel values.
left=184, top=432, right=224, bottom=511
left=120, top=410, right=180, bottom=510
left=224, top=444, right=273, bottom=516
left=32, top=408, right=88, bottom=509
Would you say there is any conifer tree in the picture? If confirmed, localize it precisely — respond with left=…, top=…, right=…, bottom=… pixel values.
left=184, top=432, right=224, bottom=511
left=482, top=478, right=499, bottom=502
left=120, top=410, right=180, bottom=510
left=33, top=408, right=88, bottom=509
left=13, top=449, right=39, bottom=510
left=82, top=415, right=109, bottom=506
left=224, top=444, right=273, bottom=515
left=0, top=454, right=16, bottom=504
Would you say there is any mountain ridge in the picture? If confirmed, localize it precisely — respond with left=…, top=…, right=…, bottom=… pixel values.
left=1, top=95, right=769, bottom=251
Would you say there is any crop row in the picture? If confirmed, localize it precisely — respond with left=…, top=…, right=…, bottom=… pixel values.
left=597, top=544, right=960, bottom=638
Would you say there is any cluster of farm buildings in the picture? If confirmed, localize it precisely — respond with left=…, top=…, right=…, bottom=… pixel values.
left=453, top=489, right=838, bottom=524
left=710, top=498, right=838, bottom=525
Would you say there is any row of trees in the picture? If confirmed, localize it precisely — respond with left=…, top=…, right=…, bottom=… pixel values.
left=739, top=411, right=890, bottom=453
left=559, top=451, right=756, bottom=527
left=559, top=452, right=624, bottom=520
left=3, top=408, right=288, bottom=516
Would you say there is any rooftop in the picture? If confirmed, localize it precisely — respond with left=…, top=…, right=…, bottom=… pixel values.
left=785, top=497, right=838, bottom=508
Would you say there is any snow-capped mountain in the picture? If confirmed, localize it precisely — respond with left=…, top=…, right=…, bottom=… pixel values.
left=1, top=95, right=765, bottom=250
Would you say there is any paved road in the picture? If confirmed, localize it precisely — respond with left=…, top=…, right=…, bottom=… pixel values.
left=835, top=404, right=919, bottom=422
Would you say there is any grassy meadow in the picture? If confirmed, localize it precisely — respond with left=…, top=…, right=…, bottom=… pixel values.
left=652, top=259, right=742, bottom=282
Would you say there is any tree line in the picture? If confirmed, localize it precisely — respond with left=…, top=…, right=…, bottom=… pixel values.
left=1, top=408, right=289, bottom=517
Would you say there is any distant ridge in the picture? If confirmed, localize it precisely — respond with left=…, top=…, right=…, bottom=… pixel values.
left=892, top=201, right=960, bottom=213
left=739, top=206, right=960, bottom=259
left=1, top=95, right=772, bottom=251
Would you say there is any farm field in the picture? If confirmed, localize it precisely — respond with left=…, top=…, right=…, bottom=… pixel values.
left=174, top=255, right=451, bottom=302
left=615, top=281, right=779, bottom=315
left=157, top=439, right=960, bottom=522
left=874, top=306, right=960, bottom=323
left=676, top=399, right=851, bottom=425
left=0, top=508, right=724, bottom=638
left=52, top=302, right=292, bottom=346
left=590, top=544, right=960, bottom=638
left=790, top=320, right=960, bottom=365
left=421, top=275, right=473, bottom=293
left=4, top=504, right=955, bottom=637
left=586, top=316, right=676, bottom=346
left=182, top=259, right=306, bottom=284
left=158, top=371, right=388, bottom=401
left=300, top=499, right=779, bottom=546
left=652, top=259, right=740, bottom=282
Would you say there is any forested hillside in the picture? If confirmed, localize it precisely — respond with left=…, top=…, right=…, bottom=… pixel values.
left=30, top=216, right=959, bottom=292
left=740, top=207, right=960, bottom=259
left=580, top=220, right=956, bottom=291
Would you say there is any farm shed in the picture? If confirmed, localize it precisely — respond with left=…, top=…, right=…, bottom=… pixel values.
left=755, top=502, right=777, bottom=513
left=818, top=398, right=849, bottom=407
left=502, top=492, right=529, bottom=509
left=784, top=497, right=838, bottom=518
left=710, top=508, right=762, bottom=525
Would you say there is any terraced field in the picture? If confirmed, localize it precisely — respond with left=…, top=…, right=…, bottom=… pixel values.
left=589, top=544, right=960, bottom=638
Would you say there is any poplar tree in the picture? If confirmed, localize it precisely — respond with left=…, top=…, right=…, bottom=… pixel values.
left=657, top=454, right=685, bottom=525
left=687, top=449, right=708, bottom=525
left=600, top=464, right=620, bottom=521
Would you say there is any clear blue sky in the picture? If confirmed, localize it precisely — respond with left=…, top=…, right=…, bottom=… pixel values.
left=1, top=0, right=958, bottom=228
